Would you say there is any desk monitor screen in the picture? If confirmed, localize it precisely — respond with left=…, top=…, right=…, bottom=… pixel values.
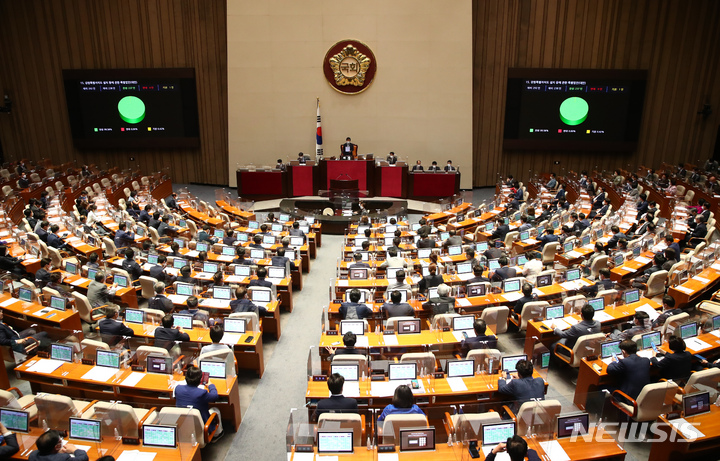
left=177, top=219, right=187, bottom=229
left=517, top=255, right=528, bottom=266
left=400, top=427, right=435, bottom=452
left=501, top=355, right=527, bottom=372
left=248, top=221, right=260, bottom=230
left=195, top=242, right=209, bottom=253
left=50, top=343, right=73, bottom=362
left=536, top=274, right=553, bottom=287
left=545, top=305, right=564, bottom=320
left=251, top=289, right=271, bottom=303
left=566, top=268, right=581, bottom=282
left=147, top=254, right=159, bottom=265
left=557, top=413, right=589, bottom=438
left=519, top=231, right=530, bottom=241
left=114, top=274, right=129, bottom=288
left=427, top=287, right=438, bottom=299
left=176, top=283, right=194, bottom=296
left=448, top=245, right=462, bottom=256
left=213, top=286, right=232, bottom=300
left=317, top=430, right=354, bottom=454
left=595, top=229, right=603, bottom=240
left=87, top=268, right=99, bottom=281
left=582, top=235, right=591, bottom=246
left=354, top=237, right=367, bottom=248
left=173, top=314, right=193, bottom=329
left=237, top=233, right=249, bottom=242
left=641, top=331, right=662, bottom=350
left=622, top=289, right=640, bottom=305
left=485, top=222, right=495, bottom=232
left=65, top=261, right=78, bottom=275
left=330, top=363, right=359, bottom=382
left=262, top=235, right=275, bottom=245
left=551, top=220, right=561, bottom=230
left=447, top=360, right=474, bottom=378
left=386, top=267, right=401, bottom=280
left=147, top=355, right=173, bottom=374
left=271, top=223, right=283, bottom=232
left=268, top=266, right=285, bottom=279
left=173, top=258, right=187, bottom=269
left=588, top=297, right=605, bottom=311
left=50, top=296, right=67, bottom=311
left=0, top=408, right=28, bottom=433
left=224, top=318, right=246, bottom=334
left=503, top=279, right=521, bottom=293
left=279, top=213, right=290, bottom=222
left=411, top=223, right=421, bottom=231
left=684, top=391, right=711, bottom=418
left=200, top=360, right=226, bottom=379
left=203, top=262, right=219, bottom=274
left=503, top=217, right=510, bottom=226
left=563, top=242, right=574, bottom=253
left=467, top=284, right=486, bottom=297
left=96, top=350, right=120, bottom=369
left=143, top=424, right=177, bottom=448
left=488, top=259, right=500, bottom=271
left=614, top=254, right=624, bottom=266
left=482, top=422, right=516, bottom=446
left=452, top=315, right=475, bottom=331
left=18, top=287, right=33, bottom=302
left=173, top=238, right=185, bottom=248
left=125, top=308, right=144, bottom=324
left=600, top=340, right=621, bottom=359
left=221, top=246, right=235, bottom=256
left=476, top=241, right=489, bottom=252
left=713, top=315, right=720, bottom=331
left=250, top=249, right=265, bottom=259
left=540, top=351, right=551, bottom=369
left=387, top=289, right=408, bottom=303
left=417, top=248, right=432, bottom=259
left=388, top=225, right=399, bottom=234
left=86, top=236, right=96, bottom=247
left=135, top=227, right=145, bottom=238
left=679, top=322, right=698, bottom=340
left=213, top=229, right=225, bottom=239
left=632, top=246, right=642, bottom=258
left=234, top=265, right=251, bottom=277
left=349, top=268, right=368, bottom=280
left=456, top=262, right=472, bottom=275
left=384, top=236, right=394, bottom=246
left=285, top=250, right=296, bottom=260
left=389, top=362, right=417, bottom=381
left=397, top=319, right=421, bottom=334
left=536, top=225, right=545, bottom=236
left=340, top=320, right=365, bottom=336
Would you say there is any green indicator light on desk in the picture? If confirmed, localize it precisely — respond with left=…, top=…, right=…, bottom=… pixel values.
left=118, top=96, right=146, bottom=124
left=559, top=97, right=589, bottom=126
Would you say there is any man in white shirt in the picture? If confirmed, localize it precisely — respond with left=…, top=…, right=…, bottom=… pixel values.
left=200, top=324, right=232, bottom=355
left=521, top=252, right=543, bottom=284
left=380, top=247, right=407, bottom=269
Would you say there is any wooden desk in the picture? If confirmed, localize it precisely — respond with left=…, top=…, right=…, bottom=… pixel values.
left=0, top=293, right=83, bottom=336
left=668, top=266, right=720, bottom=308
left=127, top=322, right=266, bottom=377
left=649, top=405, right=720, bottom=461
left=9, top=429, right=200, bottom=461
left=215, top=199, right=256, bottom=222
left=425, top=203, right=472, bottom=225
left=609, top=251, right=655, bottom=282
left=15, top=358, right=242, bottom=431
left=178, top=201, right=223, bottom=227
left=63, top=274, right=140, bottom=309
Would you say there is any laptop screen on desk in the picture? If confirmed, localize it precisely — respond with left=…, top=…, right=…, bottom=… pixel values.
left=213, top=286, right=232, bottom=300
left=601, top=340, right=621, bottom=359
left=200, top=360, right=226, bottom=379
left=125, top=308, right=144, bottom=324
left=214, top=229, right=225, bottom=239
left=557, top=413, right=589, bottom=438
left=268, top=266, right=285, bottom=279
left=96, top=350, right=120, bottom=369
left=340, top=320, right=365, bottom=336
left=147, top=356, right=173, bottom=374
left=222, top=246, right=236, bottom=256
left=195, top=242, right=209, bottom=252
left=50, top=343, right=73, bottom=362
left=476, top=241, right=488, bottom=252
left=501, top=355, right=526, bottom=372
left=417, top=248, right=432, bottom=259
left=143, top=424, right=177, bottom=448
left=485, top=222, right=494, bottom=232
left=488, top=259, right=500, bottom=271
left=713, top=315, right=720, bottom=331
left=588, top=297, right=605, bottom=311
left=0, top=408, right=28, bottom=433
left=173, top=258, right=187, bottom=269
left=389, top=363, right=417, bottom=380
left=482, top=422, right=515, bottom=446
left=452, top=315, right=475, bottom=331
left=456, top=262, right=472, bottom=275
left=397, top=319, right=421, bottom=334
left=234, top=265, right=251, bottom=277
left=614, top=254, right=624, bottom=266
left=349, top=267, right=369, bottom=280
left=263, top=235, right=275, bottom=245
left=176, top=283, right=194, bottom=296
left=622, top=289, right=640, bottom=305
left=679, top=322, right=698, bottom=340
left=536, top=274, right=552, bottom=287
left=224, top=318, right=246, bottom=334
left=447, top=360, right=474, bottom=378
left=173, top=238, right=185, bottom=248
left=400, top=427, right=435, bottom=452
left=251, top=289, right=271, bottom=303
left=203, top=262, right=219, bottom=273
left=173, top=314, right=192, bottom=329
left=248, top=221, right=260, bottom=230
left=147, top=254, right=159, bottom=265
left=582, top=235, right=591, bottom=246
left=65, top=261, right=78, bottom=275
left=236, top=233, right=249, bottom=242
left=467, top=284, right=486, bottom=297
left=566, top=268, right=581, bottom=282
left=330, top=363, right=359, bottom=382
left=564, top=242, right=574, bottom=253
left=503, top=279, right=520, bottom=293
left=50, top=296, right=66, bottom=311
left=18, top=287, right=32, bottom=302
left=317, top=431, right=354, bottom=454
left=271, top=223, right=283, bottom=232
left=520, top=231, right=530, bottom=241
left=250, top=249, right=265, bottom=259
left=684, top=391, right=711, bottom=417
left=545, top=305, right=564, bottom=320
left=448, top=245, right=462, bottom=256
left=641, top=331, right=662, bottom=350
left=114, top=274, right=128, bottom=288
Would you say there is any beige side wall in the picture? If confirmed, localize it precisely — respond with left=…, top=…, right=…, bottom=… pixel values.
left=227, top=0, right=473, bottom=189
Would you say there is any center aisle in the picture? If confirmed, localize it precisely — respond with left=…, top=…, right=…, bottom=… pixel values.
left=225, top=234, right=342, bottom=460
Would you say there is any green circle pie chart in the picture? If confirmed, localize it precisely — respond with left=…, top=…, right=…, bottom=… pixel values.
left=559, top=97, right=589, bottom=126
left=118, top=96, right=146, bottom=124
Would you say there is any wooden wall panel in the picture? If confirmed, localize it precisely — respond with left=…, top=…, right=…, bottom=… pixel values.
left=0, top=0, right=228, bottom=185
left=472, top=0, right=720, bottom=187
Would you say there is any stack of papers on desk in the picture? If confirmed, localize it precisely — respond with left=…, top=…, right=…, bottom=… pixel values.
left=685, top=337, right=711, bottom=352
left=266, top=278, right=284, bottom=285
left=542, top=319, right=570, bottom=331
left=220, top=333, right=243, bottom=345
left=675, top=286, right=694, bottom=294
left=635, top=304, right=660, bottom=321
left=69, top=277, right=91, bottom=286
left=634, top=256, right=652, bottom=264
left=565, top=250, right=582, bottom=258
left=354, top=336, right=369, bottom=348
left=121, top=372, right=145, bottom=387
left=621, top=266, right=637, bottom=273
left=380, top=335, right=398, bottom=346
left=377, top=454, right=399, bottom=461
left=336, top=280, right=349, bottom=287
left=27, top=359, right=65, bottom=374
left=524, top=238, right=539, bottom=244
left=184, top=250, right=199, bottom=258
left=167, top=294, right=189, bottom=304
left=225, top=276, right=248, bottom=283
left=457, top=298, right=472, bottom=307
left=668, top=418, right=705, bottom=439
left=0, top=298, right=19, bottom=308
left=371, top=381, right=403, bottom=397
left=482, top=447, right=510, bottom=461
left=501, top=292, right=523, bottom=302
left=693, top=276, right=711, bottom=284
left=116, top=451, right=156, bottom=461
left=82, top=366, right=120, bottom=382
left=341, top=381, right=360, bottom=398
left=560, top=281, right=582, bottom=291
left=447, top=377, right=468, bottom=392
left=593, top=311, right=614, bottom=322
left=440, top=256, right=453, bottom=263
left=539, top=440, right=571, bottom=461
left=199, top=298, right=230, bottom=308
left=216, top=255, right=234, bottom=262
left=457, top=272, right=474, bottom=281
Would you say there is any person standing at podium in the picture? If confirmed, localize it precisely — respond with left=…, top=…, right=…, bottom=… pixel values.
left=386, top=152, right=398, bottom=165
left=340, top=137, right=357, bottom=159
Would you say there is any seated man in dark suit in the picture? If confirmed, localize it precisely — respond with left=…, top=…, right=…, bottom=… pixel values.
left=411, top=160, right=424, bottom=172
left=46, top=225, right=70, bottom=251
left=418, top=263, right=444, bottom=293
left=0, top=309, right=48, bottom=353
left=631, top=253, right=666, bottom=288
left=312, top=373, right=359, bottom=421
left=444, top=160, right=456, bottom=172
left=120, top=248, right=143, bottom=281
left=490, top=217, right=510, bottom=242
left=685, top=215, right=708, bottom=247
left=580, top=268, right=614, bottom=297
left=230, top=287, right=267, bottom=316
left=417, top=232, right=437, bottom=249
left=149, top=254, right=177, bottom=285
left=609, top=311, right=649, bottom=341
left=651, top=336, right=692, bottom=382
left=0, top=245, right=30, bottom=279
left=537, top=229, right=559, bottom=249
left=178, top=296, right=209, bottom=327
left=422, top=283, right=455, bottom=319
left=0, top=422, right=20, bottom=458
left=461, top=319, right=497, bottom=354
left=491, top=256, right=516, bottom=282
left=651, top=295, right=682, bottom=329
left=386, top=152, right=398, bottom=165
left=635, top=193, right=649, bottom=220
left=249, top=267, right=273, bottom=289
left=606, top=339, right=651, bottom=402
left=98, top=305, right=134, bottom=345
left=29, top=430, right=89, bottom=461
left=157, top=215, right=179, bottom=239
left=174, top=365, right=223, bottom=438
left=466, top=265, right=489, bottom=285
left=113, top=222, right=135, bottom=249
left=606, top=225, right=626, bottom=249
left=513, top=283, right=536, bottom=318
left=498, top=359, right=545, bottom=409
left=339, top=289, right=373, bottom=320
left=348, top=252, right=370, bottom=269
left=271, top=247, right=296, bottom=271
left=340, top=137, right=357, bottom=158
left=381, top=290, right=414, bottom=318
left=552, top=304, right=601, bottom=356
left=149, top=282, right=174, bottom=314
left=154, top=313, right=190, bottom=350
left=326, top=331, right=366, bottom=357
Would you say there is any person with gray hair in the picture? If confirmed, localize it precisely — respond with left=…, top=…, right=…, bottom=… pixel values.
left=98, top=305, right=134, bottom=344
left=87, top=271, right=119, bottom=308
left=149, top=281, right=174, bottom=313
left=422, top=283, right=456, bottom=318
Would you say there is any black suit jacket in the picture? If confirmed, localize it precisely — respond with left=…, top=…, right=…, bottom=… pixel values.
left=492, top=266, right=516, bottom=282
left=149, top=265, right=176, bottom=284
left=29, top=449, right=89, bottom=461
left=249, top=279, right=273, bottom=289
left=490, top=224, right=510, bottom=241
left=313, top=394, right=358, bottom=421
left=417, top=238, right=437, bottom=248
left=607, top=354, right=651, bottom=400
left=651, top=351, right=693, bottom=381
left=0, top=323, right=20, bottom=347
left=0, top=433, right=19, bottom=458
left=98, top=318, right=135, bottom=338
left=154, top=327, right=190, bottom=343
left=47, top=233, right=65, bottom=249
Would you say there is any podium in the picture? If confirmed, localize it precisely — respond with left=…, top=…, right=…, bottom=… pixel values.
left=320, top=159, right=375, bottom=192
left=288, top=161, right=318, bottom=196
left=375, top=162, right=407, bottom=198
